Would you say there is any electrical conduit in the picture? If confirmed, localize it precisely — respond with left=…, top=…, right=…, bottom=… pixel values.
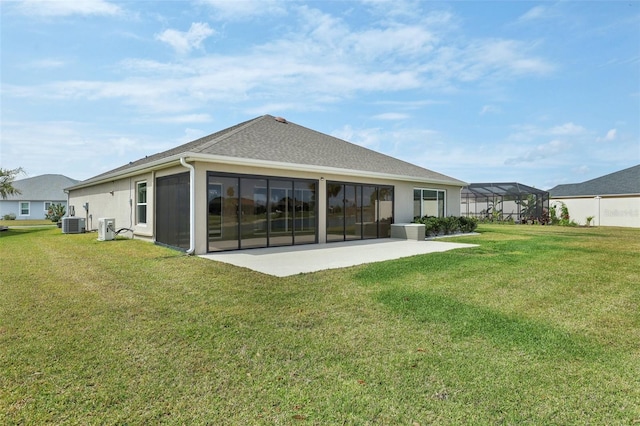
left=180, top=157, right=195, bottom=255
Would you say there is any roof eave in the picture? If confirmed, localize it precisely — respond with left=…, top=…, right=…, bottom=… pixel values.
left=188, top=153, right=468, bottom=186
left=550, top=192, right=640, bottom=198
left=67, top=152, right=467, bottom=190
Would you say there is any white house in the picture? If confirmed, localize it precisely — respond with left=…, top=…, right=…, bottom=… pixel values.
left=1, top=174, right=78, bottom=220
left=548, top=164, right=640, bottom=228
left=67, top=115, right=467, bottom=254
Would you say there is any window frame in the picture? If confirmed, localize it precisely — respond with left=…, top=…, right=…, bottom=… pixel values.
left=44, top=202, right=53, bottom=213
left=136, top=181, right=147, bottom=225
left=414, top=188, right=446, bottom=218
left=20, top=202, right=30, bottom=216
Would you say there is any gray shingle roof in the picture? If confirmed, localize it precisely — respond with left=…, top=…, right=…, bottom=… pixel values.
left=548, top=164, right=640, bottom=197
left=73, top=115, right=466, bottom=187
left=8, top=174, right=79, bottom=201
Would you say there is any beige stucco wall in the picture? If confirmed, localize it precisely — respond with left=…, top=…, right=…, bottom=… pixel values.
left=68, top=170, right=163, bottom=241
left=551, top=196, right=640, bottom=228
left=69, top=160, right=463, bottom=254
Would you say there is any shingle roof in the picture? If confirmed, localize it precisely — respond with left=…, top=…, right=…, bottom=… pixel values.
left=8, top=174, right=79, bottom=201
left=548, top=164, right=640, bottom=197
left=73, top=115, right=466, bottom=187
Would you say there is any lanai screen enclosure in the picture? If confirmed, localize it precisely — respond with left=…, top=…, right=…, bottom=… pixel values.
left=461, top=183, right=550, bottom=223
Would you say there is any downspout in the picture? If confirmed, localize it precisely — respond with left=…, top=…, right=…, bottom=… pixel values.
left=180, top=157, right=196, bottom=255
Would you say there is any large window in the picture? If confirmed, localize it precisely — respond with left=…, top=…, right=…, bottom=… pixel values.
left=136, top=181, right=147, bottom=225
left=327, top=182, right=393, bottom=242
left=207, top=173, right=317, bottom=252
left=414, top=188, right=446, bottom=218
left=20, top=202, right=30, bottom=216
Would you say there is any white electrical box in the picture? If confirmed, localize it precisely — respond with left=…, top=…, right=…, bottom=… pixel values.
left=98, top=218, right=116, bottom=241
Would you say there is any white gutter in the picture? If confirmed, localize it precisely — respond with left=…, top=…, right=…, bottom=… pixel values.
left=180, top=157, right=196, bottom=255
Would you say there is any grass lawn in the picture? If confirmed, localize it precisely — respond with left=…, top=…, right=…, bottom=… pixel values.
left=0, top=219, right=55, bottom=227
left=1, top=224, right=639, bottom=424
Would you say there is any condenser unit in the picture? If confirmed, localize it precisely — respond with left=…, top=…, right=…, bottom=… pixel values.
left=98, top=218, right=116, bottom=241
left=62, top=217, right=86, bottom=234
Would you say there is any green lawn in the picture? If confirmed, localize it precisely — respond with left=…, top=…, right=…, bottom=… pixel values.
left=1, top=225, right=639, bottom=424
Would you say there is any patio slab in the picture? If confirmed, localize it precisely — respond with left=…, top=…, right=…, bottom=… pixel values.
left=200, top=238, right=478, bottom=277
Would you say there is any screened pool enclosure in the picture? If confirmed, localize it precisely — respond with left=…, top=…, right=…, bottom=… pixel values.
left=461, top=183, right=550, bottom=223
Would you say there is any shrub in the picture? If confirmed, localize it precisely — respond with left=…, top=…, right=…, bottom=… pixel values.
left=423, top=216, right=442, bottom=237
left=458, top=216, right=478, bottom=233
left=3, top=213, right=16, bottom=220
left=45, top=203, right=66, bottom=223
left=441, top=216, right=459, bottom=235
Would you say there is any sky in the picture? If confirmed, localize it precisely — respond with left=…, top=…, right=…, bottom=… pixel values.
left=1, top=0, right=639, bottom=189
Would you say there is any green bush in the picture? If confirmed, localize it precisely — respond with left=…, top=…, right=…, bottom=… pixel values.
left=45, top=203, right=66, bottom=223
left=3, top=213, right=16, bottom=220
left=413, top=215, right=477, bottom=237
left=441, top=216, right=459, bottom=235
left=458, top=216, right=478, bottom=233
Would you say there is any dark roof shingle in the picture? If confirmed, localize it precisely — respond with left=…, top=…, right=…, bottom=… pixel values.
left=8, top=174, right=79, bottom=201
left=548, top=164, right=640, bottom=197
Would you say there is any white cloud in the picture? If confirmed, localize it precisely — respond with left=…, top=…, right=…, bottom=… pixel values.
left=596, top=128, right=617, bottom=142
left=332, top=125, right=383, bottom=149
left=504, top=139, right=569, bottom=165
left=479, top=105, right=500, bottom=115
left=28, top=59, right=66, bottom=69
left=156, top=23, right=215, bottom=55
left=372, top=113, right=410, bottom=120
left=14, top=0, right=121, bottom=17
left=549, top=122, right=587, bottom=135
left=199, top=0, right=287, bottom=20
left=518, top=6, right=548, bottom=22
left=508, top=122, right=587, bottom=142
left=3, top=4, right=557, bottom=119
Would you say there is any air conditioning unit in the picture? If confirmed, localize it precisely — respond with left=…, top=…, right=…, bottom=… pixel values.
left=98, top=218, right=116, bottom=241
left=62, top=217, right=86, bottom=234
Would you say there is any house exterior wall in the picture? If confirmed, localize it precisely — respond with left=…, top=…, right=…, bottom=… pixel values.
left=67, top=172, right=156, bottom=238
left=69, top=160, right=463, bottom=254
left=0, top=200, right=69, bottom=220
left=551, top=195, right=640, bottom=228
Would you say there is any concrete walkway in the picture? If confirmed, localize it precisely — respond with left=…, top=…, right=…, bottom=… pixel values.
left=200, top=238, right=478, bottom=277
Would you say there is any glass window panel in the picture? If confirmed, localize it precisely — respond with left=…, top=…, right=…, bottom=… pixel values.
left=269, top=180, right=293, bottom=247
left=240, top=178, right=268, bottom=249
left=413, top=189, right=421, bottom=219
left=361, top=186, right=377, bottom=239
left=344, top=185, right=359, bottom=240
left=378, top=186, right=393, bottom=237
left=294, top=181, right=317, bottom=245
left=136, top=182, right=147, bottom=224
left=327, top=183, right=344, bottom=242
left=208, top=176, right=239, bottom=251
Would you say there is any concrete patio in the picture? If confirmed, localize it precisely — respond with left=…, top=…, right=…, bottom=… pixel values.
left=200, top=238, right=478, bottom=277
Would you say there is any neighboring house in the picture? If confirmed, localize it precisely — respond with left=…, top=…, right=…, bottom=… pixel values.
left=67, top=115, right=467, bottom=254
left=548, top=164, right=640, bottom=228
left=1, top=174, right=79, bottom=220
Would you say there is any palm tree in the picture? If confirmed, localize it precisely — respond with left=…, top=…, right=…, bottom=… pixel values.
left=0, top=167, right=25, bottom=199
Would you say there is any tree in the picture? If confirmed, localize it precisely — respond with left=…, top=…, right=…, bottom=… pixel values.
left=0, top=167, right=25, bottom=199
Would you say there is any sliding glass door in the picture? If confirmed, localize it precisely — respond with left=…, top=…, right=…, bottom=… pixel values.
left=326, top=181, right=394, bottom=242
left=208, top=173, right=317, bottom=251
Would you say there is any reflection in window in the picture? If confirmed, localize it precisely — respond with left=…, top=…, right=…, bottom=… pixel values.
left=208, top=173, right=317, bottom=251
left=414, top=188, right=446, bottom=218
left=326, top=182, right=394, bottom=242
